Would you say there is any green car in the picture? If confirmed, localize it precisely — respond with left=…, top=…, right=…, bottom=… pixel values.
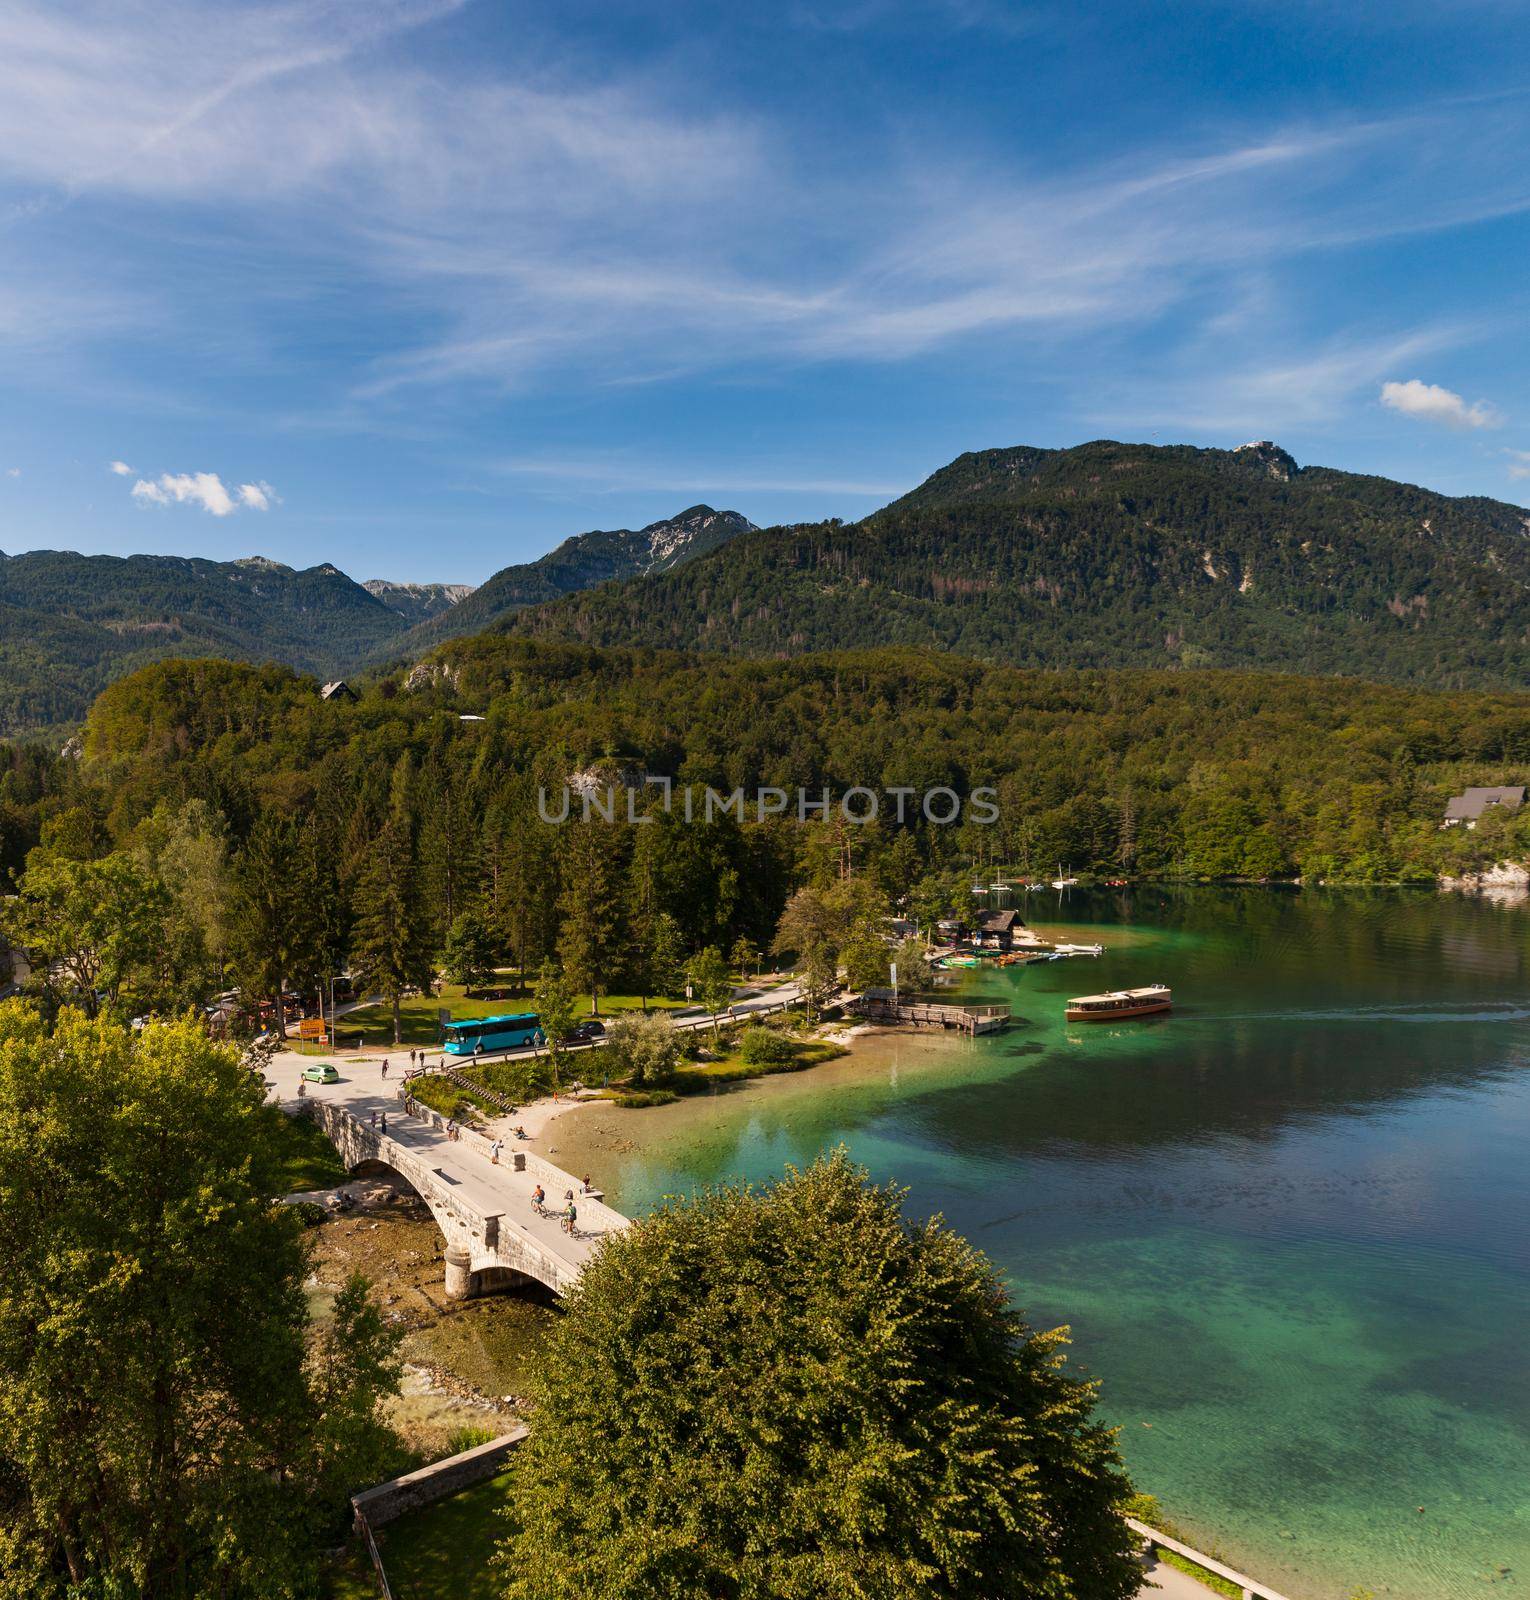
left=301, top=1063, right=340, bottom=1084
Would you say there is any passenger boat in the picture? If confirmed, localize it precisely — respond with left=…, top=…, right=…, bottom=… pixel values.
left=1064, top=985, right=1171, bottom=1022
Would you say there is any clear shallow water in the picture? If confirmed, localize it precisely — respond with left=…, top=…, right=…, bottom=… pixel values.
left=559, top=889, right=1530, bottom=1600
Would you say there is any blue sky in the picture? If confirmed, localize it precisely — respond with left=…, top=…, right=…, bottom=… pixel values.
left=2, top=0, right=1530, bottom=583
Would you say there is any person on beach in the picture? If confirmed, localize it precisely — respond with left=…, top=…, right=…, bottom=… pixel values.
left=381, top=1059, right=389, bottom=1079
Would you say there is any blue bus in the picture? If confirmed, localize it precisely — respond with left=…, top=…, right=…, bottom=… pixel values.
left=441, top=1013, right=545, bottom=1055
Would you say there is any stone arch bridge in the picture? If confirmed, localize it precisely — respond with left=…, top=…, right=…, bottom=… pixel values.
left=270, top=1059, right=628, bottom=1299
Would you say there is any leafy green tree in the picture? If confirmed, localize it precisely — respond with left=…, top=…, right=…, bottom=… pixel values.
left=891, top=936, right=933, bottom=993
left=349, top=817, right=432, bottom=1046
left=685, top=945, right=733, bottom=1040
left=0, top=850, right=168, bottom=1017
left=729, top=934, right=760, bottom=978
left=533, top=960, right=578, bottom=1086
left=840, top=922, right=891, bottom=991
left=796, top=943, right=840, bottom=1025
left=604, top=1011, right=681, bottom=1087
left=497, top=1152, right=1139, bottom=1600
left=0, top=1007, right=404, bottom=1598
left=442, top=908, right=498, bottom=990
left=771, top=885, right=847, bottom=1023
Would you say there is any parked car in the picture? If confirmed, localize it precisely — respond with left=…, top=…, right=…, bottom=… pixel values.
left=569, top=1019, right=606, bottom=1043
left=301, top=1063, right=340, bottom=1084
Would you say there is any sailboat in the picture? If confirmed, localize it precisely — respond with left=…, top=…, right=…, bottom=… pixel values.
left=1050, top=864, right=1078, bottom=890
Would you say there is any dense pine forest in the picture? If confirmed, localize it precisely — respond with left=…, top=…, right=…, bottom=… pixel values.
left=2, top=638, right=1527, bottom=1024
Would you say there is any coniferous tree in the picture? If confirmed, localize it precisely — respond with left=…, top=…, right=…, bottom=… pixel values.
left=226, top=814, right=320, bottom=1039
left=349, top=816, right=431, bottom=1046
left=557, top=821, right=622, bottom=1016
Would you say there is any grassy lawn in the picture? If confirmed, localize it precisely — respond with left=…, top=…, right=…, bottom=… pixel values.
left=263, top=1105, right=348, bottom=1192
left=1154, top=1547, right=1239, bottom=1598
left=376, top=1471, right=515, bottom=1600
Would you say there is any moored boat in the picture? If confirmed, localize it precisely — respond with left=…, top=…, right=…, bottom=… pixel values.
left=1065, top=985, right=1171, bottom=1021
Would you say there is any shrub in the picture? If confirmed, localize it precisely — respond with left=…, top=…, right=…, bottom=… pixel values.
left=739, top=1025, right=795, bottom=1066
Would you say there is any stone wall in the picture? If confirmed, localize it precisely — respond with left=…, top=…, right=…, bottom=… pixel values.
left=351, top=1427, right=528, bottom=1528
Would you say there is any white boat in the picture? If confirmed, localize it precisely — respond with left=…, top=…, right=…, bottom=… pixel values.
left=1053, top=942, right=1104, bottom=957
left=1065, top=985, right=1172, bottom=1022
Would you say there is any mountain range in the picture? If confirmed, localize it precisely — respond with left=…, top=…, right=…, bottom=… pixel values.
left=0, top=507, right=751, bottom=732
left=2, top=441, right=1527, bottom=733
left=495, top=440, right=1530, bottom=690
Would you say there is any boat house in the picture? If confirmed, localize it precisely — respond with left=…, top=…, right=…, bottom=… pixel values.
left=973, top=908, right=1026, bottom=950
left=1442, top=786, right=1525, bottom=828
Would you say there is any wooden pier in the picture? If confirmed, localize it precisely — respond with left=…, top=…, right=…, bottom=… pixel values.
left=852, top=991, right=1010, bottom=1035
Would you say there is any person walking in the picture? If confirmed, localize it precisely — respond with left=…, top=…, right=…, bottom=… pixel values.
left=381, top=1058, right=389, bottom=1080
left=563, top=1202, right=577, bottom=1236
left=380, top=1111, right=388, bottom=1133
left=491, top=1139, right=501, bottom=1165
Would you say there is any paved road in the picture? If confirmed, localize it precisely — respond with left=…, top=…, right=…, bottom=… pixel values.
left=318, top=976, right=809, bottom=1072
left=264, top=977, right=807, bottom=1279
left=1138, top=1554, right=1218, bottom=1597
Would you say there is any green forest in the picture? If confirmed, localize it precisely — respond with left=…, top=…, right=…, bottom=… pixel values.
left=2, top=638, right=1526, bottom=1026
left=500, top=440, right=1530, bottom=689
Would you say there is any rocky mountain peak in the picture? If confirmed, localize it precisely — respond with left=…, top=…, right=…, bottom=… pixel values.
left=1232, top=441, right=1299, bottom=482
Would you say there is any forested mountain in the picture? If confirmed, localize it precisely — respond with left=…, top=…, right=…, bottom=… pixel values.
left=496, top=441, right=1530, bottom=691
left=393, top=505, right=755, bottom=653
left=0, top=550, right=425, bottom=733
left=0, top=507, right=752, bottom=733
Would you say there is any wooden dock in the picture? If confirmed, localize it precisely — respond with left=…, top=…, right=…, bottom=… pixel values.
left=852, top=991, right=1010, bottom=1035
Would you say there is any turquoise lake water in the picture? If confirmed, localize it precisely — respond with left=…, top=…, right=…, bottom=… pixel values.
left=564, top=889, right=1530, bottom=1599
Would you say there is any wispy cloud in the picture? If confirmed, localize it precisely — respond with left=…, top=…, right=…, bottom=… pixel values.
left=130, top=471, right=276, bottom=516
left=1084, top=326, right=1466, bottom=435
left=1380, top=377, right=1501, bottom=429
left=3, top=0, right=1530, bottom=422
left=1505, top=449, right=1530, bottom=481
left=108, top=459, right=133, bottom=475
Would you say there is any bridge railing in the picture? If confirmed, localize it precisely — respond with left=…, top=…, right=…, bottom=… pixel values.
left=390, top=1086, right=629, bottom=1238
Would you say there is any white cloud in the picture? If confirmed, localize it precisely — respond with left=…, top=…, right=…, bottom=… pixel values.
left=5, top=466, right=18, bottom=478
left=130, top=470, right=274, bottom=516
left=1505, top=449, right=1530, bottom=482
left=1380, top=378, right=1500, bottom=429
left=108, top=458, right=132, bottom=474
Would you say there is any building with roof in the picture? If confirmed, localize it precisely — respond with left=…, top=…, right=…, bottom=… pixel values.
left=1442, top=786, right=1526, bottom=828
left=320, top=680, right=358, bottom=703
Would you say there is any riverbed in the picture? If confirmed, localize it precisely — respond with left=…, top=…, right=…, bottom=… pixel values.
left=546, top=887, right=1530, bottom=1600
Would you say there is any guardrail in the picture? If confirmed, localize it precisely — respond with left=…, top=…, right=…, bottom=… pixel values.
left=1127, top=1518, right=1294, bottom=1600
